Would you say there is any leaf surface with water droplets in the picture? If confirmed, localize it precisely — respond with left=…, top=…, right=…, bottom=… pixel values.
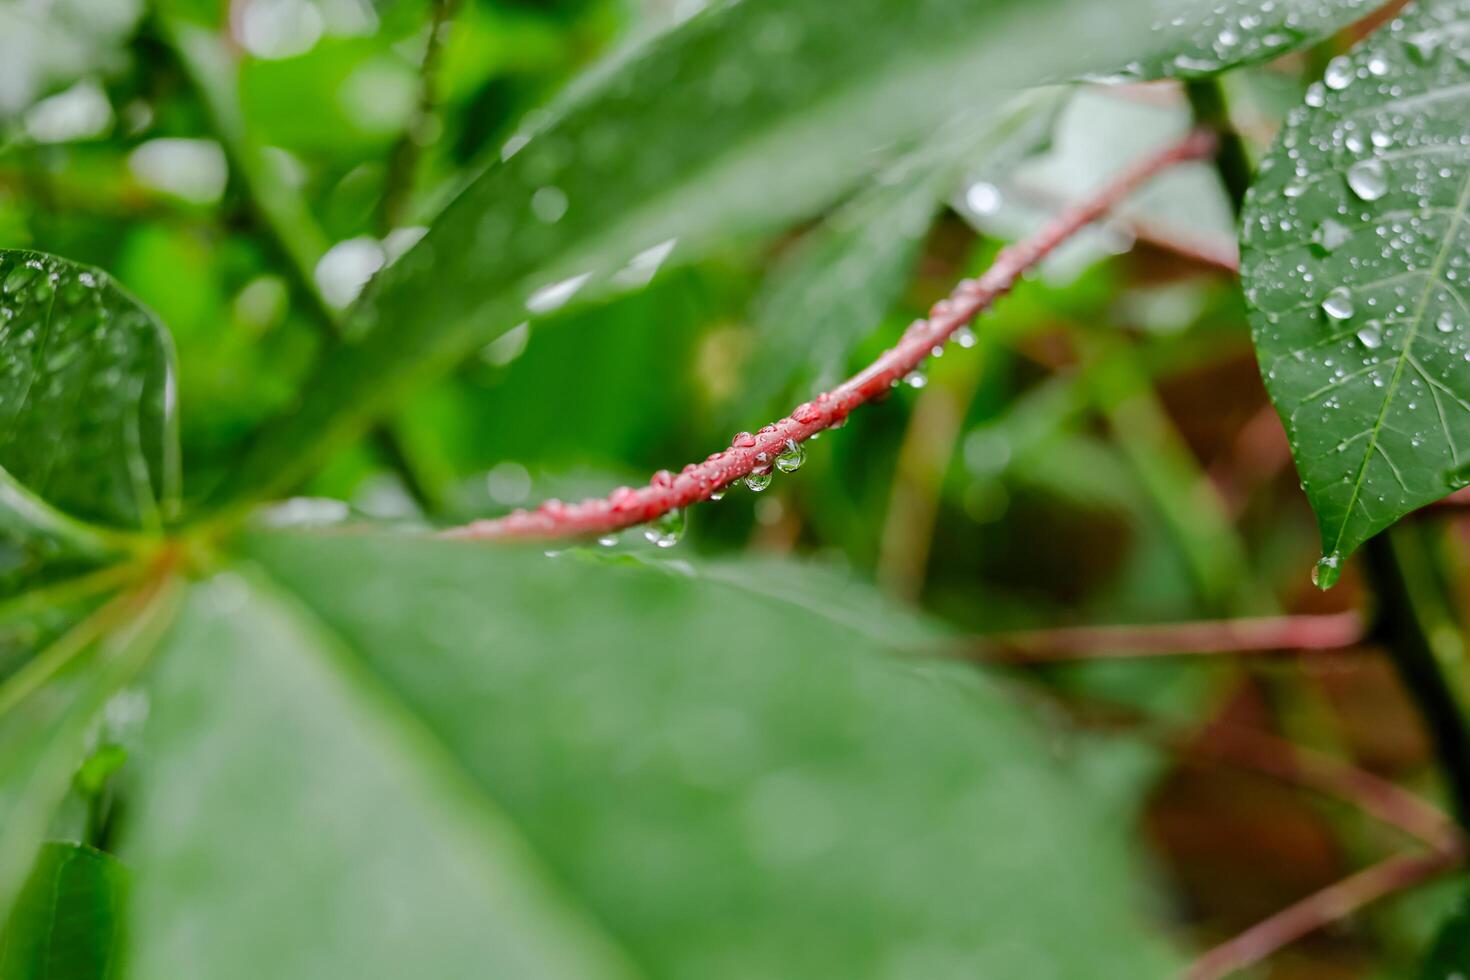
left=1242, top=0, right=1470, bottom=579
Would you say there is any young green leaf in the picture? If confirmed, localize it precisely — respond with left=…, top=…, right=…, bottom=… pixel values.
left=0, top=251, right=178, bottom=599
left=1242, top=0, right=1470, bottom=586
left=122, top=532, right=1181, bottom=978
left=226, top=0, right=1374, bottom=503
left=0, top=842, right=126, bottom=980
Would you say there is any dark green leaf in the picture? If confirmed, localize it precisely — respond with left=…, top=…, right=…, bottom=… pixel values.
left=1422, top=888, right=1470, bottom=979
left=1241, top=0, right=1470, bottom=585
left=0, top=250, right=177, bottom=598
left=226, top=0, right=1372, bottom=502
left=0, top=842, right=126, bottom=980
left=123, top=531, right=1181, bottom=978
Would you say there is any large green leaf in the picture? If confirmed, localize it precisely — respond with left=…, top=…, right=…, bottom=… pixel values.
left=0, top=250, right=177, bottom=599
left=0, top=842, right=126, bottom=980
left=1242, top=0, right=1470, bottom=586
left=226, top=0, right=1374, bottom=503
left=121, top=531, right=1181, bottom=978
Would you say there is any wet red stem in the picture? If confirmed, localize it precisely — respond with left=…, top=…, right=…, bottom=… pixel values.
left=444, top=130, right=1217, bottom=543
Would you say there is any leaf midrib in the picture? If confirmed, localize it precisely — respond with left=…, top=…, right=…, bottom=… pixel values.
left=1329, top=166, right=1470, bottom=555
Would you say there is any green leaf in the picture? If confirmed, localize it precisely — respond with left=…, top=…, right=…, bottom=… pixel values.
left=0, top=250, right=178, bottom=598
left=0, top=581, right=175, bottom=925
left=1422, top=889, right=1470, bottom=979
left=225, top=0, right=1373, bottom=503
left=0, top=842, right=126, bottom=980
left=122, top=531, right=1181, bottom=978
left=1241, top=1, right=1470, bottom=585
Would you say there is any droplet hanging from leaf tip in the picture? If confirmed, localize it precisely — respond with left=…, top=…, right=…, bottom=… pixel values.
left=1312, top=552, right=1342, bottom=590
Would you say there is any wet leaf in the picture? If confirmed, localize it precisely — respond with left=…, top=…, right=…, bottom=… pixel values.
left=1241, top=0, right=1470, bottom=584
left=0, top=842, right=126, bottom=980
left=120, top=531, right=1181, bottom=979
left=227, top=0, right=1373, bottom=502
left=0, top=250, right=177, bottom=599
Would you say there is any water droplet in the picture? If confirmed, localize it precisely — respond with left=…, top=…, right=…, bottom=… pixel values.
left=1313, top=219, right=1352, bottom=254
left=731, top=431, right=756, bottom=448
left=1346, top=159, right=1388, bottom=201
left=642, top=508, right=685, bottom=548
left=1435, top=310, right=1455, bottom=334
left=1406, top=32, right=1441, bottom=64
left=1311, top=553, right=1342, bottom=589
left=774, top=439, right=805, bottom=473
left=954, top=325, right=977, bottom=349
left=597, top=533, right=619, bottom=547
left=1324, top=55, right=1354, bottom=90
left=1367, top=55, right=1390, bottom=76
left=904, top=370, right=927, bottom=389
left=709, top=488, right=725, bottom=501
left=2, top=265, right=37, bottom=295
left=1356, top=322, right=1383, bottom=349
left=964, top=181, right=1002, bottom=216
left=1322, top=286, right=1355, bottom=321
left=744, top=468, right=773, bottom=492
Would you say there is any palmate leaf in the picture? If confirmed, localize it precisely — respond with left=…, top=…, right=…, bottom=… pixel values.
left=1242, top=0, right=1470, bottom=586
left=0, top=842, right=126, bottom=980
left=0, top=251, right=178, bottom=602
left=120, top=533, right=1182, bottom=979
left=225, top=0, right=1376, bottom=503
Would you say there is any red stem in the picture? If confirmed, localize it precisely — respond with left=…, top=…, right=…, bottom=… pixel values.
left=445, top=130, right=1218, bottom=543
left=1185, top=843, right=1464, bottom=980
left=973, top=611, right=1364, bottom=663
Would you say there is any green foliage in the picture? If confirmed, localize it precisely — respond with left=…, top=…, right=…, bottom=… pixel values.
left=120, top=534, right=1181, bottom=979
left=0, top=843, right=126, bottom=980
left=1242, top=0, right=1470, bottom=584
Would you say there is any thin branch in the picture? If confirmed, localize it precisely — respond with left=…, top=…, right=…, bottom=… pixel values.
left=1179, top=722, right=1456, bottom=850
left=969, top=611, right=1364, bottom=663
left=1185, top=844, right=1463, bottom=980
left=379, top=0, right=461, bottom=235
left=446, top=130, right=1218, bottom=543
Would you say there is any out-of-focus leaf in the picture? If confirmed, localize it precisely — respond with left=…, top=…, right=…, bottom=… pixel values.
left=740, top=91, right=1064, bottom=412
left=119, top=531, right=1188, bottom=978
left=1421, top=890, right=1470, bottom=979
left=0, top=251, right=177, bottom=600
left=1118, top=0, right=1377, bottom=81
left=0, top=0, right=142, bottom=117
left=0, top=582, right=174, bottom=926
left=1241, top=0, right=1470, bottom=585
left=122, top=568, right=638, bottom=980
left=225, top=0, right=1373, bottom=503
left=0, top=842, right=125, bottom=980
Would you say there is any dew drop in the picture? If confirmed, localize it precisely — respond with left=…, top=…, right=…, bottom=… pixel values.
left=1346, top=159, right=1388, bottom=201
left=1321, top=286, right=1355, bottom=321
left=954, top=325, right=977, bottom=349
left=1323, top=55, right=1354, bottom=90
left=1313, top=219, right=1351, bottom=254
left=2, top=265, right=37, bottom=295
left=642, top=508, right=685, bottom=548
left=1311, top=553, right=1342, bottom=590
left=597, top=533, right=619, bottom=547
left=1406, top=32, right=1441, bottom=64
left=731, top=431, right=757, bottom=448
left=744, top=468, right=773, bottom=492
left=1356, top=322, right=1383, bottom=349
left=774, top=439, right=805, bottom=474
left=904, top=370, right=927, bottom=389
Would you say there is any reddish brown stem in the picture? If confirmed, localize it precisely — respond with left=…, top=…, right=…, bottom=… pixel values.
left=444, top=130, right=1218, bottom=543
left=1185, top=842, right=1464, bottom=980
left=971, top=611, right=1364, bottom=663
